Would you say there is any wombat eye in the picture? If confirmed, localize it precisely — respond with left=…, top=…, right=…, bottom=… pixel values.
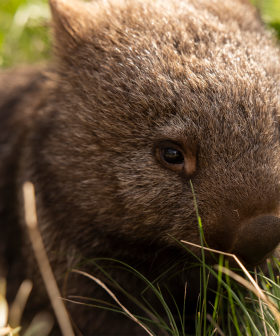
left=162, top=148, right=184, bottom=164
left=156, top=143, right=194, bottom=174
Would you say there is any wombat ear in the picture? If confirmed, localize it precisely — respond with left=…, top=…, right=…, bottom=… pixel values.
left=49, top=0, right=94, bottom=49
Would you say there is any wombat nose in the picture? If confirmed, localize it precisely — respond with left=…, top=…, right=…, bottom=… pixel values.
left=233, top=215, right=280, bottom=265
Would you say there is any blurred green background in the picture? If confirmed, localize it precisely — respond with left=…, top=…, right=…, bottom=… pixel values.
left=0, top=0, right=280, bottom=68
left=0, top=0, right=50, bottom=67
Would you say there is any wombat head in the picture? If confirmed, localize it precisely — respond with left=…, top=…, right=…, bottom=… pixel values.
left=36, top=0, right=280, bottom=266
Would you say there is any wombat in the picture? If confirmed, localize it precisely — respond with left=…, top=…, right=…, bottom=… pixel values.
left=1, top=0, right=280, bottom=334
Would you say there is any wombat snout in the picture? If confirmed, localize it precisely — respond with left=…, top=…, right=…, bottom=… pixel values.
left=232, top=215, right=280, bottom=265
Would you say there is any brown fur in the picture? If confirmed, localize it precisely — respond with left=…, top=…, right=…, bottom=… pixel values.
left=1, top=0, right=280, bottom=334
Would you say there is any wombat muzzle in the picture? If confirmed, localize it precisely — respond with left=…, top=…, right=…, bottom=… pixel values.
left=232, top=215, right=280, bottom=265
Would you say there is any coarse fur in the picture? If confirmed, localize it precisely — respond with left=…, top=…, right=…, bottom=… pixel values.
left=1, top=0, right=280, bottom=334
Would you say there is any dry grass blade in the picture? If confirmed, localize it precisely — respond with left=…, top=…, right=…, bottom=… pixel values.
left=0, top=326, right=21, bottom=336
left=23, top=311, right=54, bottom=336
left=0, top=326, right=12, bottom=336
left=181, top=240, right=280, bottom=332
left=254, top=266, right=268, bottom=336
left=9, top=279, right=33, bottom=332
left=212, top=266, right=257, bottom=293
left=214, top=265, right=280, bottom=334
left=71, top=269, right=154, bottom=336
left=206, top=313, right=225, bottom=336
left=23, top=181, right=75, bottom=336
left=0, top=278, right=8, bottom=329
